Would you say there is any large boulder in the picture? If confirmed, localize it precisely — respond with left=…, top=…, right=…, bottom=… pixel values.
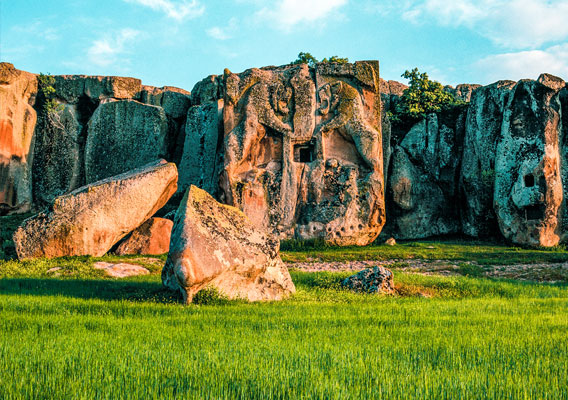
left=85, top=100, right=168, bottom=183
left=13, top=160, right=178, bottom=259
left=0, top=63, right=37, bottom=214
left=388, top=109, right=466, bottom=239
left=162, top=185, right=295, bottom=303
left=177, top=100, right=224, bottom=196
left=115, top=217, right=173, bottom=255
left=494, top=75, right=565, bottom=247
left=460, top=80, right=516, bottom=237
left=31, top=103, right=84, bottom=207
left=220, top=61, right=385, bottom=245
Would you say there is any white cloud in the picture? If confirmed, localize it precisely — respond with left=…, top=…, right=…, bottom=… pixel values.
left=207, top=18, right=238, bottom=40
left=476, top=43, right=568, bottom=83
left=401, top=0, right=568, bottom=49
left=256, top=0, right=348, bottom=30
left=124, top=0, right=204, bottom=21
left=87, top=29, right=141, bottom=67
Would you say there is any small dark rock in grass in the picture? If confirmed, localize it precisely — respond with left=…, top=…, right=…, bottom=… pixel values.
left=342, top=266, right=394, bottom=294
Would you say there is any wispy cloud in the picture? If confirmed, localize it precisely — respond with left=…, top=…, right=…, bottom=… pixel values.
left=255, top=0, right=348, bottom=31
left=123, top=0, right=204, bottom=21
left=476, top=43, right=568, bottom=82
left=87, top=29, right=141, bottom=67
left=399, top=0, right=568, bottom=49
left=207, top=18, right=238, bottom=40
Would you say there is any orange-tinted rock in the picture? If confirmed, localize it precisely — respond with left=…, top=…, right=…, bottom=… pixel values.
left=162, top=185, right=295, bottom=303
left=220, top=61, right=385, bottom=246
left=13, top=160, right=178, bottom=259
left=0, top=63, right=37, bottom=214
left=115, top=217, right=173, bottom=255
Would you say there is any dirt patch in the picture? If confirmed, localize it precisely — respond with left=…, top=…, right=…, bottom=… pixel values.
left=286, top=259, right=568, bottom=283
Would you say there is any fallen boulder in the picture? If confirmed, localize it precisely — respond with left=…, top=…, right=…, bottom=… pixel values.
left=162, top=185, right=296, bottom=303
left=13, top=159, right=178, bottom=259
left=342, top=266, right=394, bottom=294
left=115, top=217, right=173, bottom=255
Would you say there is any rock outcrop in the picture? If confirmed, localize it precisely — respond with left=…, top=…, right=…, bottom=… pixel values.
left=162, top=185, right=295, bottom=303
left=0, top=63, right=37, bottom=214
left=494, top=75, right=565, bottom=247
left=341, top=266, right=394, bottom=294
left=85, top=100, right=169, bottom=183
left=388, top=109, right=466, bottom=239
left=460, top=81, right=516, bottom=237
left=115, top=217, right=173, bottom=255
left=221, top=61, right=385, bottom=246
left=3, top=61, right=568, bottom=248
left=13, top=160, right=178, bottom=259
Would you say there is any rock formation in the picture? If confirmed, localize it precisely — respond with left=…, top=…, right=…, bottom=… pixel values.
left=115, top=217, right=173, bottom=255
left=162, top=185, right=295, bottom=303
left=0, top=63, right=37, bottom=214
left=460, top=81, right=516, bottom=237
left=494, top=75, right=565, bottom=247
left=3, top=61, right=568, bottom=248
left=221, top=61, right=385, bottom=246
left=85, top=100, right=168, bottom=183
left=13, top=160, right=177, bottom=259
left=388, top=108, right=466, bottom=239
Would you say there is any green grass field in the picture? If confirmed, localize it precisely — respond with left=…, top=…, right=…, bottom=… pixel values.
left=1, top=214, right=568, bottom=398
left=0, top=256, right=567, bottom=399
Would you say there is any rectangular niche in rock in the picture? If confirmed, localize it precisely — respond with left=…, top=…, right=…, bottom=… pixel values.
left=293, top=141, right=315, bottom=163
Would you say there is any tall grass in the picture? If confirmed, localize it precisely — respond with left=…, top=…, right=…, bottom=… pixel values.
left=0, top=267, right=567, bottom=399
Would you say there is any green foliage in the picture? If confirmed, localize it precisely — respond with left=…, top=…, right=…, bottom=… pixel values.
left=321, top=55, right=349, bottom=64
left=389, top=68, right=464, bottom=124
left=292, top=52, right=349, bottom=67
left=292, top=52, right=319, bottom=67
left=37, top=73, right=63, bottom=119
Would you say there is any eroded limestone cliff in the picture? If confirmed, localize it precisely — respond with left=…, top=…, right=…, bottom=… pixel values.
left=1, top=61, right=567, bottom=247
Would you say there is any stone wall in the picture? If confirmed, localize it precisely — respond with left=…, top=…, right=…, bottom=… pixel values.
left=2, top=61, right=568, bottom=247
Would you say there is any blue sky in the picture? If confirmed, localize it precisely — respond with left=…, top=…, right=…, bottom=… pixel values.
left=2, top=0, right=568, bottom=91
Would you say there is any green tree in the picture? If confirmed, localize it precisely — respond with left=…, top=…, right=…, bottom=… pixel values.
left=38, top=73, right=64, bottom=129
left=292, top=53, right=349, bottom=67
left=321, top=55, right=349, bottom=64
left=292, top=52, right=319, bottom=67
left=389, top=68, right=463, bottom=123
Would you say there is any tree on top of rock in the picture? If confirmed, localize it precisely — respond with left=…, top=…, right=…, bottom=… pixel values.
left=291, top=52, right=349, bottom=67
left=390, top=68, right=464, bottom=123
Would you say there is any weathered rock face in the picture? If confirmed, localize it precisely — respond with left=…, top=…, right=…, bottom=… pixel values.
left=85, top=100, right=169, bottom=183
left=177, top=100, right=224, bottom=197
left=162, top=185, right=295, bottom=303
left=444, top=84, right=482, bottom=102
left=31, top=103, right=84, bottom=207
left=0, top=63, right=37, bottom=214
left=221, top=61, right=385, bottom=246
left=341, top=266, right=394, bottom=294
left=13, top=160, right=178, bottom=259
left=494, top=75, right=565, bottom=247
left=115, top=217, right=173, bottom=255
left=460, top=81, right=516, bottom=237
left=388, top=109, right=466, bottom=239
